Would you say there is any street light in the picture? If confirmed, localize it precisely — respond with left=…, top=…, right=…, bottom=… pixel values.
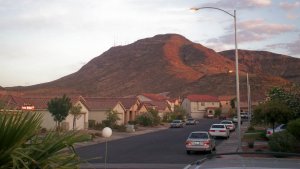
left=190, top=7, right=241, bottom=151
left=102, top=127, right=112, bottom=169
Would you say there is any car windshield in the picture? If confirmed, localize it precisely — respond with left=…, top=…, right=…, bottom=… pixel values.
left=172, top=120, right=181, bottom=123
left=221, top=121, right=232, bottom=124
left=187, top=119, right=194, bottom=121
left=211, top=124, right=225, bottom=128
left=189, top=133, right=208, bottom=139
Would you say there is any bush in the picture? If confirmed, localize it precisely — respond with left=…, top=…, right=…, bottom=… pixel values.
left=287, top=118, right=300, bottom=140
left=136, top=112, right=154, bottom=126
left=113, top=125, right=127, bottom=132
left=268, top=131, right=297, bottom=153
left=102, top=110, right=120, bottom=128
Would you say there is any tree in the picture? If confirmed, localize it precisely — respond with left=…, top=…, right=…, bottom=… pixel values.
left=214, top=108, right=222, bottom=118
left=0, top=112, right=89, bottom=169
left=230, top=98, right=236, bottom=109
left=47, top=94, right=72, bottom=130
left=268, top=86, right=300, bottom=118
left=252, top=99, right=293, bottom=132
left=70, top=104, right=82, bottom=130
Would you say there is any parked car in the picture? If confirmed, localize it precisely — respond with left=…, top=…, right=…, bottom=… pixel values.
left=220, top=120, right=236, bottom=131
left=185, top=131, right=216, bottom=154
left=186, top=118, right=196, bottom=125
left=209, top=124, right=230, bottom=139
left=170, top=120, right=184, bottom=128
left=232, top=116, right=243, bottom=124
left=266, top=124, right=286, bottom=137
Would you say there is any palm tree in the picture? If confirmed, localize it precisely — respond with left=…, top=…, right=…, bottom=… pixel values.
left=0, top=111, right=89, bottom=169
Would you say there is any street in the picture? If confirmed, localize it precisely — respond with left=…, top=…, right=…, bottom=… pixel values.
left=77, top=119, right=222, bottom=164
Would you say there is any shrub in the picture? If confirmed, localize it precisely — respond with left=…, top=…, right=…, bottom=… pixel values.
left=214, top=108, right=222, bottom=118
left=102, top=110, right=120, bottom=128
left=88, top=120, right=96, bottom=129
left=287, top=118, right=300, bottom=140
left=136, top=112, right=154, bottom=126
left=113, top=125, right=127, bottom=132
left=268, top=131, right=297, bottom=153
left=247, top=126, right=255, bottom=132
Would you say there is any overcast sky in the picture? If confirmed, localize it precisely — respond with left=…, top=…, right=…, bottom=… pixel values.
left=1, top=0, right=299, bottom=87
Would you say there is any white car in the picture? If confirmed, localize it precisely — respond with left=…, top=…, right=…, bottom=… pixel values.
left=266, top=124, right=286, bottom=137
left=209, top=124, right=230, bottom=139
left=185, top=131, right=216, bottom=154
left=220, top=120, right=236, bottom=131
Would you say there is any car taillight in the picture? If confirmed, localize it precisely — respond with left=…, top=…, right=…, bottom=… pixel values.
left=267, top=131, right=272, bottom=134
left=220, top=130, right=226, bottom=132
left=186, top=141, right=192, bottom=146
left=203, top=141, right=210, bottom=146
left=209, top=130, right=215, bottom=132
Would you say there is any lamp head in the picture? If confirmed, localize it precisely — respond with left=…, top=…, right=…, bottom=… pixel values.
left=102, top=127, right=112, bottom=138
left=190, top=7, right=200, bottom=12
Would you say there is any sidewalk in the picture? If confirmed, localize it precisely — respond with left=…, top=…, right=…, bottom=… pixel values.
left=75, top=125, right=169, bottom=149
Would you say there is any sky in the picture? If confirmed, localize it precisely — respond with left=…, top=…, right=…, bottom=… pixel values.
left=1, top=0, right=300, bottom=87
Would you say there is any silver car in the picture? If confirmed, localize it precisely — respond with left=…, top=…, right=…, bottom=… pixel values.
left=185, top=131, right=216, bottom=154
left=170, top=120, right=184, bottom=128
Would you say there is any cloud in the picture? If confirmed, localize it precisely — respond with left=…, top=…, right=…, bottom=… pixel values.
left=199, top=0, right=271, bottom=9
left=209, top=19, right=296, bottom=44
left=279, top=1, right=300, bottom=10
left=267, top=35, right=300, bottom=56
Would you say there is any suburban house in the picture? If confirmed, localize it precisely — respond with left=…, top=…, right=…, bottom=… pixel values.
left=218, top=95, right=235, bottom=115
left=0, top=95, right=89, bottom=130
left=181, top=94, right=220, bottom=119
left=137, top=93, right=180, bottom=111
left=81, top=97, right=126, bottom=125
left=137, top=93, right=172, bottom=118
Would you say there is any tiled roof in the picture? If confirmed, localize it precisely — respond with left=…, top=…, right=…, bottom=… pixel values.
left=187, top=95, right=219, bottom=102
left=81, top=97, right=123, bottom=111
left=141, top=93, right=169, bottom=101
left=143, top=100, right=170, bottom=111
left=218, top=95, right=235, bottom=101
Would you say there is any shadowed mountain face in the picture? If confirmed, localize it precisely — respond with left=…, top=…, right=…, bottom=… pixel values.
left=5, top=34, right=299, bottom=100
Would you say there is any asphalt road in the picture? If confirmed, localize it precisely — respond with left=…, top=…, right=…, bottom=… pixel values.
left=77, top=119, right=223, bottom=164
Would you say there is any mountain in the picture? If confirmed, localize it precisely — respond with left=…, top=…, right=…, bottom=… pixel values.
left=219, top=50, right=300, bottom=84
left=5, top=34, right=299, bottom=100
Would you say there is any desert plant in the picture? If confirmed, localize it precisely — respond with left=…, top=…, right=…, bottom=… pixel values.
left=268, top=131, right=297, bottom=153
left=0, top=112, right=89, bottom=169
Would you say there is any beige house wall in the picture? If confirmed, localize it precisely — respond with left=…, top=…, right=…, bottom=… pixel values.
left=88, top=103, right=126, bottom=125
left=182, top=98, right=220, bottom=119
left=37, top=100, right=89, bottom=130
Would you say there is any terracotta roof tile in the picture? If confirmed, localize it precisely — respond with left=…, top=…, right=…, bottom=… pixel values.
left=187, top=95, right=219, bottom=102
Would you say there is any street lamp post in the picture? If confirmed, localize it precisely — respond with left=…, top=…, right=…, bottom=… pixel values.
left=191, top=7, right=241, bottom=151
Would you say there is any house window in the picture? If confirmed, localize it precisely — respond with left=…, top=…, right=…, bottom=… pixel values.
left=201, top=102, right=205, bottom=106
left=212, top=102, right=214, bottom=105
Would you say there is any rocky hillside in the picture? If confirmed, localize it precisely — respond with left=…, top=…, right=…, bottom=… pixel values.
left=5, top=34, right=299, bottom=100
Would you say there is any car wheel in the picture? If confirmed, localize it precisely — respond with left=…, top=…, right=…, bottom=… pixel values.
left=186, top=150, right=191, bottom=155
left=213, top=146, right=216, bottom=151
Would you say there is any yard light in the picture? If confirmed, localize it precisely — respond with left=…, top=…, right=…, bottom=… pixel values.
left=102, top=127, right=112, bottom=169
